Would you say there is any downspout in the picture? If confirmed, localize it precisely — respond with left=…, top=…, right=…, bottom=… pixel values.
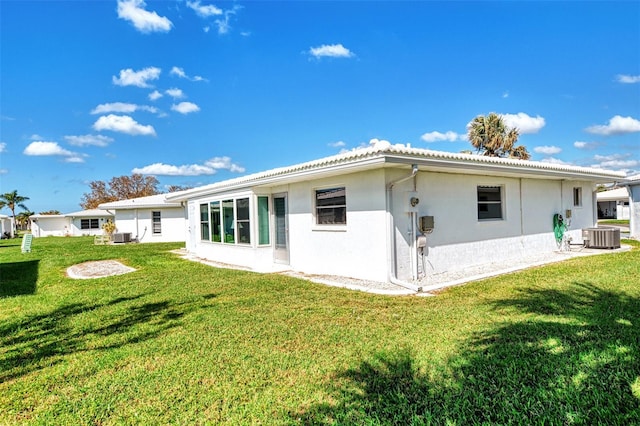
left=386, top=164, right=423, bottom=293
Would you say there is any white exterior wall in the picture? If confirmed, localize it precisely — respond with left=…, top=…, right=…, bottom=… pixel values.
left=183, top=166, right=601, bottom=284
left=114, top=208, right=186, bottom=243
left=31, top=216, right=70, bottom=237
left=69, top=217, right=109, bottom=236
left=630, top=183, right=640, bottom=239
left=286, top=169, right=388, bottom=282
left=186, top=170, right=390, bottom=282
left=1, top=216, right=15, bottom=238
left=391, top=171, right=597, bottom=279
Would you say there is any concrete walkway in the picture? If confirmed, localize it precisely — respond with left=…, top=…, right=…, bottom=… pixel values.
left=173, top=244, right=633, bottom=296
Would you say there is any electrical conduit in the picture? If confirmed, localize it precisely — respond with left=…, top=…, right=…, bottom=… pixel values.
left=386, top=164, right=423, bottom=293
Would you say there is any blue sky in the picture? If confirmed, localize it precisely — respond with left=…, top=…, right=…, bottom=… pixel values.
left=1, top=0, right=639, bottom=214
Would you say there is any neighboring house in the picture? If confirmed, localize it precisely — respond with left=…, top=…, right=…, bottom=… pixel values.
left=596, top=187, right=630, bottom=220
left=627, top=174, right=640, bottom=240
left=99, top=194, right=186, bottom=243
left=31, top=209, right=113, bottom=237
left=166, top=144, right=625, bottom=290
left=0, top=214, right=15, bottom=238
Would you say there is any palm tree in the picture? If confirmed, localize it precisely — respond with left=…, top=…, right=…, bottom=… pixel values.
left=467, top=113, right=531, bottom=160
left=16, top=211, right=34, bottom=231
left=0, top=190, right=30, bottom=229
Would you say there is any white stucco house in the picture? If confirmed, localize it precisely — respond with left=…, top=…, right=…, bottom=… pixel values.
left=166, top=144, right=625, bottom=291
left=30, top=209, right=113, bottom=237
left=99, top=194, right=186, bottom=243
left=597, top=187, right=630, bottom=220
left=0, top=214, right=15, bottom=238
left=626, top=174, right=640, bottom=239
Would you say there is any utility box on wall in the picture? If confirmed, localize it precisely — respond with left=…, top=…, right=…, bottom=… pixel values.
left=419, top=216, right=434, bottom=233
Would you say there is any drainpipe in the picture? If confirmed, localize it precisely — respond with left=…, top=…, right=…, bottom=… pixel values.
left=386, top=164, right=423, bottom=293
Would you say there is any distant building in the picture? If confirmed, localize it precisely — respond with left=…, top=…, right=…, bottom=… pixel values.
left=30, top=209, right=113, bottom=237
left=596, top=187, right=630, bottom=220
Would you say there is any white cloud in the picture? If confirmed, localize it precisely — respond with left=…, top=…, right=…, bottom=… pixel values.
left=186, top=0, right=223, bottom=17
left=500, top=112, right=546, bottom=134
left=23, top=141, right=86, bottom=163
left=328, top=141, right=346, bottom=148
left=165, top=88, right=185, bottom=98
left=91, top=102, right=157, bottom=114
left=205, top=156, right=245, bottom=172
left=132, top=163, right=215, bottom=176
left=170, top=66, right=187, bottom=78
left=309, top=43, right=354, bottom=59
left=585, top=115, right=640, bottom=136
left=616, top=74, right=640, bottom=84
left=502, top=91, right=509, bottom=98
left=539, top=157, right=573, bottom=166
left=92, top=114, right=156, bottom=136
left=171, top=102, right=200, bottom=114
left=421, top=131, right=461, bottom=143
left=148, top=90, right=163, bottom=101
left=170, top=66, right=207, bottom=82
left=132, top=156, right=244, bottom=176
left=533, top=145, right=562, bottom=155
left=592, top=153, right=639, bottom=170
left=117, top=0, right=172, bottom=33
left=573, top=141, right=598, bottom=150
left=64, top=134, right=114, bottom=147
left=214, top=5, right=242, bottom=35
left=0, top=142, right=6, bottom=153
left=112, top=67, right=161, bottom=88
left=0, top=169, right=7, bottom=175
left=30, top=134, right=45, bottom=140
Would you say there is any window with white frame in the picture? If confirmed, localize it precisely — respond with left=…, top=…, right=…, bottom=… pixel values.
left=200, top=203, right=210, bottom=240
left=257, top=196, right=270, bottom=245
left=315, top=187, right=346, bottom=225
left=573, top=187, right=582, bottom=207
left=152, top=211, right=161, bottom=234
left=81, top=218, right=100, bottom=229
left=477, top=186, right=503, bottom=220
left=201, top=198, right=253, bottom=245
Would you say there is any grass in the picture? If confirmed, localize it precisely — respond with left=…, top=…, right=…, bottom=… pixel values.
left=1, top=236, right=639, bottom=425
left=598, top=219, right=630, bottom=226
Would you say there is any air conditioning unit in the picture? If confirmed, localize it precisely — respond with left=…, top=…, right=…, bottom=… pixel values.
left=583, top=227, right=620, bottom=249
left=112, top=232, right=132, bottom=243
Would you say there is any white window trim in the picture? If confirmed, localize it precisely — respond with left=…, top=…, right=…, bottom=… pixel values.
left=477, top=185, right=505, bottom=221
left=573, top=187, right=583, bottom=208
left=313, top=185, right=347, bottom=230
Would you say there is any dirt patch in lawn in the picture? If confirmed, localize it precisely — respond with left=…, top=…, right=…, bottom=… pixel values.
left=66, top=260, right=136, bottom=279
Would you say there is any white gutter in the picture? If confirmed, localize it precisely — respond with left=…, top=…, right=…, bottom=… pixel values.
left=386, top=164, right=423, bottom=293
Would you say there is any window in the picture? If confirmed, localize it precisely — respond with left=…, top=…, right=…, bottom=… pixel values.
left=200, top=203, right=210, bottom=240
left=81, top=218, right=100, bottom=229
left=222, top=199, right=235, bottom=243
left=477, top=186, right=503, bottom=220
left=210, top=201, right=221, bottom=242
left=235, top=198, right=251, bottom=244
left=152, top=211, right=161, bottom=234
left=202, top=198, right=254, bottom=245
left=315, top=187, right=346, bottom=225
left=573, top=187, right=582, bottom=207
left=257, top=196, right=270, bottom=245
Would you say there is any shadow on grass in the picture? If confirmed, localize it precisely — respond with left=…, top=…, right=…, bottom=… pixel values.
left=294, top=282, right=640, bottom=424
left=0, top=260, right=39, bottom=297
left=0, top=293, right=209, bottom=382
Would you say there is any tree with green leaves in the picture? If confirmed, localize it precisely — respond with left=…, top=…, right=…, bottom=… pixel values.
left=467, top=113, right=531, bottom=160
left=16, top=211, right=34, bottom=231
left=0, top=190, right=30, bottom=224
left=80, top=174, right=159, bottom=209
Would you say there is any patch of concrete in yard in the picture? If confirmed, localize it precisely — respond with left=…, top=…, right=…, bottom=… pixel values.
left=66, top=260, right=136, bottom=279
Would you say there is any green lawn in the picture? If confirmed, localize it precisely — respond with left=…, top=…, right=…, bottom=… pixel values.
left=1, top=236, right=639, bottom=425
left=598, top=219, right=630, bottom=226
